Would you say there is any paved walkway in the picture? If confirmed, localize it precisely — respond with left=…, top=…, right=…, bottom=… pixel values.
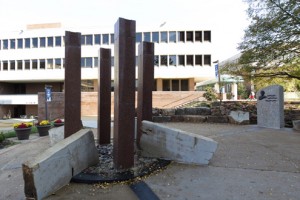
left=0, top=123, right=300, bottom=200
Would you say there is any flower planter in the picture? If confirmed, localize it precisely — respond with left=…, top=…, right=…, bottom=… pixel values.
left=293, top=120, right=300, bottom=132
left=15, top=127, right=31, bottom=140
left=54, top=122, right=64, bottom=127
left=36, top=125, right=51, bottom=136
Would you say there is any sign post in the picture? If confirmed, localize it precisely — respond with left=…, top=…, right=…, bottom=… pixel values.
left=45, top=85, right=52, bottom=120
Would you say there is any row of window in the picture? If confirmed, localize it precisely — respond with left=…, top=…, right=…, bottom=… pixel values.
left=0, top=54, right=211, bottom=71
left=0, top=30, right=211, bottom=50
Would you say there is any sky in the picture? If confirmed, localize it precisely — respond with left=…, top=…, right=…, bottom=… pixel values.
left=0, top=0, right=249, bottom=61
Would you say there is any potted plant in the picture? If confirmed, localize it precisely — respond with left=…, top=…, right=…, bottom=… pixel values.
left=53, top=119, right=64, bottom=127
left=13, top=122, right=33, bottom=140
left=36, top=120, right=51, bottom=136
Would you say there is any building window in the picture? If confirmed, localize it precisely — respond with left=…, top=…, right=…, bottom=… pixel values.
left=94, top=34, right=101, bottom=45
left=55, top=58, right=61, bottom=69
left=25, top=38, right=30, bottom=48
left=163, top=80, right=170, bottom=91
left=186, top=55, right=193, bottom=65
left=111, top=56, right=114, bottom=66
left=39, top=59, right=45, bottom=69
left=94, top=57, right=98, bottom=67
left=102, top=34, right=109, bottom=45
left=47, top=59, right=53, bottom=69
left=152, top=32, right=159, bottom=43
left=195, top=55, right=202, bottom=65
left=160, top=32, right=167, bottom=43
left=204, top=31, right=211, bottom=42
left=169, top=31, right=176, bottom=43
left=186, top=31, right=193, bottom=42
left=40, top=37, right=46, bottom=47
left=178, top=31, right=185, bottom=42
left=55, top=36, right=61, bottom=47
left=25, top=60, right=30, bottom=70
left=17, top=39, right=23, bottom=49
left=143, top=32, right=150, bottom=42
left=10, top=60, right=15, bottom=70
left=154, top=55, right=159, bottom=66
left=204, top=55, right=211, bottom=65
left=3, top=40, right=8, bottom=49
left=172, top=80, right=180, bottom=91
left=169, top=55, right=176, bottom=66
left=81, top=57, right=93, bottom=68
left=17, top=60, right=22, bottom=70
left=47, top=37, right=53, bottom=47
left=181, top=79, right=189, bottom=91
left=178, top=55, right=185, bottom=66
left=136, top=32, right=142, bottom=43
left=160, top=55, right=168, bottom=66
left=10, top=39, right=15, bottom=49
left=32, top=38, right=38, bottom=48
left=86, top=35, right=93, bottom=45
left=110, top=34, right=114, bottom=44
left=32, top=59, right=38, bottom=70
left=3, top=61, right=8, bottom=70
left=195, top=31, right=202, bottom=42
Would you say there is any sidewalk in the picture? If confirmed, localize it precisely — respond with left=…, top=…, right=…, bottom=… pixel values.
left=1, top=123, right=300, bottom=200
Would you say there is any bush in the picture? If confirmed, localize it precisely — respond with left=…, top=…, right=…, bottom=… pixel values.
left=0, top=133, right=5, bottom=143
left=203, top=87, right=217, bottom=101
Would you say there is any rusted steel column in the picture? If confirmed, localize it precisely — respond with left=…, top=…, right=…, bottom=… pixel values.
left=136, top=42, right=154, bottom=149
left=64, top=31, right=82, bottom=138
left=113, top=18, right=136, bottom=170
left=98, top=48, right=111, bottom=144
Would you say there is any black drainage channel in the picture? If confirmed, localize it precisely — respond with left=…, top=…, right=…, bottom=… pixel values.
left=130, top=181, right=160, bottom=200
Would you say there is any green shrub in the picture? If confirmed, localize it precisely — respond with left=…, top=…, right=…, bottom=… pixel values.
left=0, top=133, right=5, bottom=143
left=203, top=87, right=217, bottom=101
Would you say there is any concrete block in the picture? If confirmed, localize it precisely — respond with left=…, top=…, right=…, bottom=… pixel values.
left=22, top=129, right=99, bottom=200
left=228, top=111, right=250, bottom=125
left=140, top=121, right=218, bottom=165
left=183, top=115, right=207, bottom=123
left=152, top=116, right=171, bottom=123
left=207, top=116, right=228, bottom=123
left=49, top=125, right=64, bottom=146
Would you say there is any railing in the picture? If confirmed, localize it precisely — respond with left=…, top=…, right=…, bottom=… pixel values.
left=0, top=94, right=38, bottom=105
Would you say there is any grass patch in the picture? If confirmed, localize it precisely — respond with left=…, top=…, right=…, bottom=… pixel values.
left=1, top=126, right=38, bottom=139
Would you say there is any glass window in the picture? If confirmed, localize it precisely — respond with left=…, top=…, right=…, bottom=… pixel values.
left=3, top=61, right=8, bottom=70
left=111, top=56, right=114, bottom=66
left=32, top=59, right=38, bottom=69
left=62, top=58, right=65, bottom=68
left=186, top=31, right=193, bottom=42
left=181, top=79, right=189, bottom=91
left=17, top=60, right=22, bottom=70
left=110, top=34, right=114, bottom=44
left=55, top=58, right=61, bottom=69
left=195, top=55, right=202, bottom=65
left=10, top=39, right=15, bottom=49
left=169, top=31, right=176, bottom=43
left=160, top=32, right=167, bottom=43
left=94, top=34, right=100, bottom=44
left=94, top=57, right=98, bottom=67
left=25, top=60, right=30, bottom=70
left=178, top=55, right=185, bottom=66
left=163, top=80, right=170, bottom=91
left=17, top=39, right=23, bottom=49
left=204, top=55, right=211, bottom=65
left=178, top=31, right=185, bottom=42
left=55, top=36, right=61, bottom=47
left=25, top=38, right=30, bottom=48
left=160, top=55, right=168, bottom=66
left=40, top=37, right=46, bottom=47
left=172, top=80, right=179, bottom=91
left=86, top=35, right=93, bottom=45
left=32, top=38, right=38, bottom=48
left=39, top=59, right=45, bottom=69
left=195, top=31, right=202, bottom=42
left=169, top=55, right=176, bottom=66
left=81, top=35, right=85, bottom=45
left=10, top=60, right=15, bottom=70
left=3, top=40, right=8, bottom=49
left=152, top=32, right=159, bottom=43
left=186, top=55, right=193, bottom=65
left=47, top=37, right=53, bottom=47
left=81, top=58, right=84, bottom=67
left=86, top=57, right=93, bottom=67
left=204, top=31, right=211, bottom=42
left=143, top=32, right=150, bottom=42
left=136, top=32, right=142, bottom=43
left=154, top=55, right=159, bottom=66
left=102, top=34, right=109, bottom=45
left=47, top=59, right=53, bottom=69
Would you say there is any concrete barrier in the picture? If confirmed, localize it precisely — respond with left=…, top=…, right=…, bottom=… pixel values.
left=140, top=121, right=217, bottom=165
left=22, top=129, right=99, bottom=200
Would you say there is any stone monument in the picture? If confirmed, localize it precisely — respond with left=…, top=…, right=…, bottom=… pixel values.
left=257, top=85, right=284, bottom=129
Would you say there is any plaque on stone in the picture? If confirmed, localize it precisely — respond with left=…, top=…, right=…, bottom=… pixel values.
left=257, top=85, right=284, bottom=129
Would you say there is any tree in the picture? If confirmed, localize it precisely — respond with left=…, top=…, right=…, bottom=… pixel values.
left=223, top=0, right=300, bottom=82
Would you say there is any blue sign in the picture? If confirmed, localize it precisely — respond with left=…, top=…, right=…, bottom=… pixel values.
left=215, top=63, right=219, bottom=78
left=45, top=87, right=52, bottom=102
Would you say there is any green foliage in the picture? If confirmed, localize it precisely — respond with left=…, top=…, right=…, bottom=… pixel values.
left=238, top=83, right=250, bottom=99
left=203, top=87, right=217, bottom=101
left=2, top=127, right=38, bottom=139
left=0, top=133, right=5, bottom=142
